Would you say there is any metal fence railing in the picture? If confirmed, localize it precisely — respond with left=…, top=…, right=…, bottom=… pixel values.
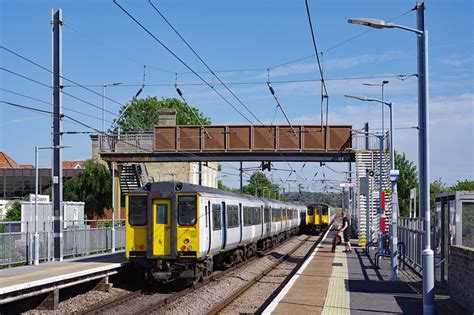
left=99, top=133, right=154, bottom=153
left=351, top=132, right=390, bottom=151
left=0, top=219, right=125, bottom=268
left=399, top=217, right=425, bottom=270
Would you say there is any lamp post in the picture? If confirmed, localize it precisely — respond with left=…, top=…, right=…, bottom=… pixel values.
left=346, top=95, right=399, bottom=281
left=363, top=81, right=389, bottom=136
left=348, top=3, right=433, bottom=313
left=102, top=82, right=123, bottom=133
left=34, top=145, right=71, bottom=265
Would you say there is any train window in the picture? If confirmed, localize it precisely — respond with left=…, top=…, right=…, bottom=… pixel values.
left=129, top=195, right=147, bottom=226
left=272, top=208, right=280, bottom=222
left=155, top=203, right=168, bottom=224
left=254, top=207, right=262, bottom=224
left=243, top=206, right=252, bottom=226
left=227, top=205, right=239, bottom=228
left=307, top=207, right=314, bottom=215
left=212, top=204, right=221, bottom=230
left=322, top=207, right=328, bottom=215
left=178, top=195, right=197, bottom=226
left=264, top=207, right=270, bottom=223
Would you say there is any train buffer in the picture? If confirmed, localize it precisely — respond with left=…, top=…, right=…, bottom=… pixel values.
left=261, top=227, right=468, bottom=315
left=0, top=252, right=129, bottom=309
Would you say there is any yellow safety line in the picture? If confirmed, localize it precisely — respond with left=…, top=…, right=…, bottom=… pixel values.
left=321, top=247, right=350, bottom=315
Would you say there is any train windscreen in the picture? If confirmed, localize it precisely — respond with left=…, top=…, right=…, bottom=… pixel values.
left=322, top=207, right=328, bottom=215
left=129, top=195, right=147, bottom=226
left=178, top=195, right=197, bottom=226
left=307, top=207, right=314, bottom=215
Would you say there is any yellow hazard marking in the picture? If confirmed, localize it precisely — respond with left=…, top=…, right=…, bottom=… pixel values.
left=321, top=247, right=350, bottom=315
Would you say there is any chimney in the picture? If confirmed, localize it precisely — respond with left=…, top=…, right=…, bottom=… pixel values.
left=157, top=108, right=176, bottom=126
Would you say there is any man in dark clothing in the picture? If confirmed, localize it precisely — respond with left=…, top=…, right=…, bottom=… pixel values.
left=340, top=210, right=352, bottom=253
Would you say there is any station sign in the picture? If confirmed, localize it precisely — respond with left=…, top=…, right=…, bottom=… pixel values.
left=339, top=183, right=357, bottom=188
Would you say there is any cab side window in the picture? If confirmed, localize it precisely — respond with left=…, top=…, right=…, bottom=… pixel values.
left=212, top=204, right=221, bottom=230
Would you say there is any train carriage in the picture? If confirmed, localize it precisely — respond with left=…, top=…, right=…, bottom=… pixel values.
left=303, top=203, right=335, bottom=235
left=126, top=182, right=306, bottom=284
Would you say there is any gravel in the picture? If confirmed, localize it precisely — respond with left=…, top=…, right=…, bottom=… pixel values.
left=23, top=287, right=131, bottom=315
left=153, top=235, right=310, bottom=314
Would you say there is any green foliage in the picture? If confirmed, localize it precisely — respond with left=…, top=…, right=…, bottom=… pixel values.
left=4, top=201, right=21, bottom=221
left=450, top=180, right=474, bottom=191
left=62, top=161, right=112, bottom=218
left=112, top=97, right=211, bottom=132
left=242, top=171, right=280, bottom=199
left=395, top=152, right=418, bottom=217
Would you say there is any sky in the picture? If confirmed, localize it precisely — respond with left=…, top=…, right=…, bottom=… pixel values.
left=1, top=0, right=473, bottom=191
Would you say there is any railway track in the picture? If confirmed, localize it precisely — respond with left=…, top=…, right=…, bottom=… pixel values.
left=207, top=226, right=332, bottom=314
left=79, top=233, right=302, bottom=315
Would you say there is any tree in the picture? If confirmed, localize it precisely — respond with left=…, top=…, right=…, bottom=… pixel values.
left=62, top=160, right=112, bottom=218
left=395, top=152, right=418, bottom=217
left=4, top=201, right=21, bottom=221
left=450, top=180, right=474, bottom=191
left=242, top=171, right=279, bottom=198
left=112, top=96, right=211, bottom=132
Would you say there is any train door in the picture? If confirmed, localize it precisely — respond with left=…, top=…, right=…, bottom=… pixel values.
left=221, top=201, right=227, bottom=249
left=152, top=199, right=171, bottom=256
left=261, top=205, right=264, bottom=237
left=265, top=206, right=271, bottom=235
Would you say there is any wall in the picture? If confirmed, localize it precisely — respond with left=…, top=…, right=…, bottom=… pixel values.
left=448, top=245, right=474, bottom=313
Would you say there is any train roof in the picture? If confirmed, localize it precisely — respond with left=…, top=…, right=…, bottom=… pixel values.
left=131, top=181, right=306, bottom=207
left=307, top=202, right=330, bottom=207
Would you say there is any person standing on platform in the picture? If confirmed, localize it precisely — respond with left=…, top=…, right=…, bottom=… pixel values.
left=340, top=210, right=352, bottom=253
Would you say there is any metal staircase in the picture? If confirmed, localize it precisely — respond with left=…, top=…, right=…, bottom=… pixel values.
left=119, top=163, right=153, bottom=195
left=355, top=149, right=392, bottom=247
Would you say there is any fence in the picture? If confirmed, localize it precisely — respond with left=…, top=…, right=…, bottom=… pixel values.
left=99, top=133, right=154, bottom=153
left=0, top=219, right=125, bottom=268
left=398, top=217, right=425, bottom=270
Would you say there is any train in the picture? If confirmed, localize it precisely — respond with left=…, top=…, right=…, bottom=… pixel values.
left=125, top=181, right=333, bottom=284
left=301, top=202, right=334, bottom=235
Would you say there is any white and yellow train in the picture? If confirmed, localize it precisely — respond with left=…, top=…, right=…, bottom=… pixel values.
left=125, top=181, right=308, bottom=284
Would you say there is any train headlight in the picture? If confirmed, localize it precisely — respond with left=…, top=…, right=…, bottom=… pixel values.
left=187, top=245, right=193, bottom=251
left=184, top=238, right=190, bottom=244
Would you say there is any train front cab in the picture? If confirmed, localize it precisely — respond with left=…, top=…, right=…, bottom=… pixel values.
left=126, top=188, right=208, bottom=283
left=321, top=205, right=330, bottom=227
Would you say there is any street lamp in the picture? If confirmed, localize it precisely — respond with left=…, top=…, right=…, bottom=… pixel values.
left=348, top=3, right=434, bottom=313
left=363, top=81, right=389, bottom=136
left=34, top=145, right=71, bottom=265
left=346, top=94, right=399, bottom=281
left=102, top=82, right=123, bottom=133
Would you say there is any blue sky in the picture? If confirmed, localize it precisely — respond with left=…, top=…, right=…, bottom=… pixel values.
left=1, top=0, right=473, bottom=191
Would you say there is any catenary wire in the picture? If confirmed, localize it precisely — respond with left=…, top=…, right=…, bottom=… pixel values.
left=113, top=1, right=254, bottom=125
left=1, top=67, right=120, bottom=117
left=0, top=87, right=114, bottom=124
left=148, top=0, right=266, bottom=126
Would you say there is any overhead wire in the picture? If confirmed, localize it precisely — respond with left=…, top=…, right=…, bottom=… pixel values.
left=266, top=68, right=297, bottom=136
left=1, top=67, right=120, bottom=118
left=112, top=0, right=254, bottom=125
left=0, top=87, right=114, bottom=124
left=148, top=0, right=267, bottom=127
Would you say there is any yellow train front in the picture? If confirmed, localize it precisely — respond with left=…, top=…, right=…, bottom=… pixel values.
left=125, top=181, right=305, bottom=285
left=304, top=203, right=331, bottom=234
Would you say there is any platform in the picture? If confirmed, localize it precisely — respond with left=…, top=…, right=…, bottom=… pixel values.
left=263, top=227, right=467, bottom=315
left=0, top=252, right=129, bottom=304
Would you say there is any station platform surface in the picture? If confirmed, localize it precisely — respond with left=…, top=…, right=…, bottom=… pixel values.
left=0, top=252, right=128, bottom=303
left=264, top=227, right=468, bottom=315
